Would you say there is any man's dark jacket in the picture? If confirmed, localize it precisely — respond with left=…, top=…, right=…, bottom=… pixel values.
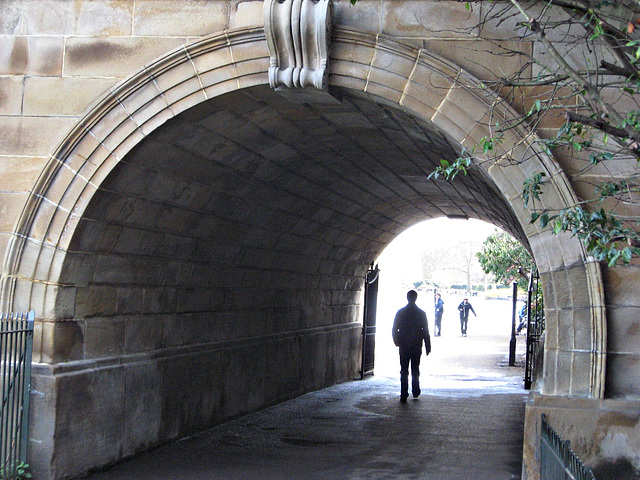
left=457, top=301, right=476, bottom=319
left=392, top=303, right=431, bottom=354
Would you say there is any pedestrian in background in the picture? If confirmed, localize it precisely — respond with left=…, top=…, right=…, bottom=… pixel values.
left=457, top=297, right=476, bottom=337
left=392, top=290, right=431, bottom=402
left=434, top=293, right=444, bottom=336
left=516, top=303, right=527, bottom=335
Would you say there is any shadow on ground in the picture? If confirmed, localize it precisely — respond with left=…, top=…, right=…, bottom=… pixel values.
left=83, top=333, right=527, bottom=480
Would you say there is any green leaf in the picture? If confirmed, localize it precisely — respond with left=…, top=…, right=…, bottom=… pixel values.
left=553, top=220, right=563, bottom=234
left=607, top=249, right=621, bottom=267
left=539, top=213, right=550, bottom=228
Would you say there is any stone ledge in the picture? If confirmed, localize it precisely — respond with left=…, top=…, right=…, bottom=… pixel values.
left=523, top=394, right=640, bottom=480
left=31, top=321, right=363, bottom=376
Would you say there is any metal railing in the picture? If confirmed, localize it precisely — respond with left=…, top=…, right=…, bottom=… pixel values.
left=524, top=269, right=544, bottom=389
left=0, top=311, right=34, bottom=479
left=540, top=414, right=596, bottom=480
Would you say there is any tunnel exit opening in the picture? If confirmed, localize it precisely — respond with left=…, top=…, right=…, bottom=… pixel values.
left=372, top=218, right=528, bottom=393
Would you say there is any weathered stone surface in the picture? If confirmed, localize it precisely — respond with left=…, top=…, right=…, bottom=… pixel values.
left=425, top=39, right=533, bottom=84
left=123, top=314, right=164, bottom=353
left=524, top=396, right=640, bottom=479
left=23, top=77, right=117, bottom=116
left=607, top=306, right=640, bottom=355
left=0, top=76, right=23, bottom=114
left=229, top=0, right=263, bottom=30
left=0, top=2, right=637, bottom=480
left=39, top=319, right=85, bottom=363
left=134, top=0, right=229, bottom=36
left=607, top=353, right=640, bottom=398
left=53, top=366, right=126, bottom=478
left=0, top=155, right=47, bottom=190
left=64, top=36, right=188, bottom=77
left=0, top=191, right=28, bottom=231
left=122, top=361, right=163, bottom=455
left=83, top=317, right=125, bottom=358
left=528, top=230, right=583, bottom=273
left=43, top=283, right=76, bottom=320
left=75, top=285, right=118, bottom=318
left=381, top=0, right=480, bottom=39
left=602, top=264, right=640, bottom=307
left=0, top=116, right=77, bottom=156
left=0, top=0, right=133, bottom=36
left=540, top=265, right=589, bottom=311
left=28, top=371, right=57, bottom=478
left=0, top=35, right=63, bottom=75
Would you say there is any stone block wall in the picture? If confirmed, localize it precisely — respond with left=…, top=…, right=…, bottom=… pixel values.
left=30, top=323, right=362, bottom=479
left=523, top=395, right=640, bottom=480
left=2, top=3, right=366, bottom=477
left=1, top=1, right=639, bottom=479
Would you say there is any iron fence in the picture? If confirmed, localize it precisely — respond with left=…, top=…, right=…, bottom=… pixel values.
left=524, top=269, right=544, bottom=389
left=0, top=311, right=34, bottom=479
left=540, top=414, right=596, bottom=480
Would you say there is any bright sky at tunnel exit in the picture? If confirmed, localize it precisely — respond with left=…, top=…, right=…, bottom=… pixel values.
left=376, top=217, right=501, bottom=289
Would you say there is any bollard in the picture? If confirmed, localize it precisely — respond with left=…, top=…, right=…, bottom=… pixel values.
left=509, top=281, right=517, bottom=366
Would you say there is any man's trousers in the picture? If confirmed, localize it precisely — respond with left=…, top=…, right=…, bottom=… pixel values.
left=399, top=347, right=422, bottom=398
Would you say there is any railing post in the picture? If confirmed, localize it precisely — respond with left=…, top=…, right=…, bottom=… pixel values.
left=19, top=311, right=34, bottom=464
left=0, top=310, right=34, bottom=478
left=509, top=281, right=517, bottom=366
left=524, top=269, right=543, bottom=389
left=540, top=414, right=596, bottom=480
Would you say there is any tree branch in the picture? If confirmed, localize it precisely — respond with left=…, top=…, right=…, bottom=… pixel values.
left=508, top=0, right=640, bottom=145
left=566, top=112, right=640, bottom=159
left=600, top=60, right=638, bottom=79
left=567, top=112, right=633, bottom=139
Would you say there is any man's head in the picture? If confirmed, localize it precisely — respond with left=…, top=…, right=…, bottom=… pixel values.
left=463, top=298, right=468, bottom=303
left=436, top=293, right=441, bottom=298
left=407, top=290, right=418, bottom=303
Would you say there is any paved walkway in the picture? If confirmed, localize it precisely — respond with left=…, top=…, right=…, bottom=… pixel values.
left=82, top=332, right=528, bottom=480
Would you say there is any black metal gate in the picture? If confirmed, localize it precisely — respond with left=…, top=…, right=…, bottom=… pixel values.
left=524, top=269, right=545, bottom=389
left=0, top=311, right=34, bottom=479
left=361, top=264, right=379, bottom=378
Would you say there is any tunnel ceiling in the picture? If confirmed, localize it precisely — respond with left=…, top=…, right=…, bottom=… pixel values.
left=72, top=85, right=525, bottom=281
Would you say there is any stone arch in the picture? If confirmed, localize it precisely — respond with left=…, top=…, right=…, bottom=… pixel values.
left=1, top=25, right=605, bottom=402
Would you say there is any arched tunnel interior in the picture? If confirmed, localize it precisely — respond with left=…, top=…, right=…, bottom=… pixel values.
left=51, top=84, right=530, bottom=459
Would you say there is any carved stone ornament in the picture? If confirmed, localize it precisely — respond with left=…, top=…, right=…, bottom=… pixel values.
left=264, top=0, right=331, bottom=90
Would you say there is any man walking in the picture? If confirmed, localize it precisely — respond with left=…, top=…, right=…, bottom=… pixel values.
left=392, top=290, right=431, bottom=402
left=434, top=293, right=444, bottom=336
left=457, top=297, right=476, bottom=337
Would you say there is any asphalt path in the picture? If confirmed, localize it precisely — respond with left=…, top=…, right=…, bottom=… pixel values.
left=83, top=298, right=528, bottom=480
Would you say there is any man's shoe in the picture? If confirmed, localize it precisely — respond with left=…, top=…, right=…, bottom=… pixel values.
left=400, top=395, right=408, bottom=403
left=413, top=390, right=421, bottom=398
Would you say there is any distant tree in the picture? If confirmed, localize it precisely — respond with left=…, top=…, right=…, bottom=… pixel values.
left=476, top=232, right=534, bottom=290
left=421, top=240, right=486, bottom=292
left=420, top=245, right=449, bottom=286
left=450, top=240, right=483, bottom=296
